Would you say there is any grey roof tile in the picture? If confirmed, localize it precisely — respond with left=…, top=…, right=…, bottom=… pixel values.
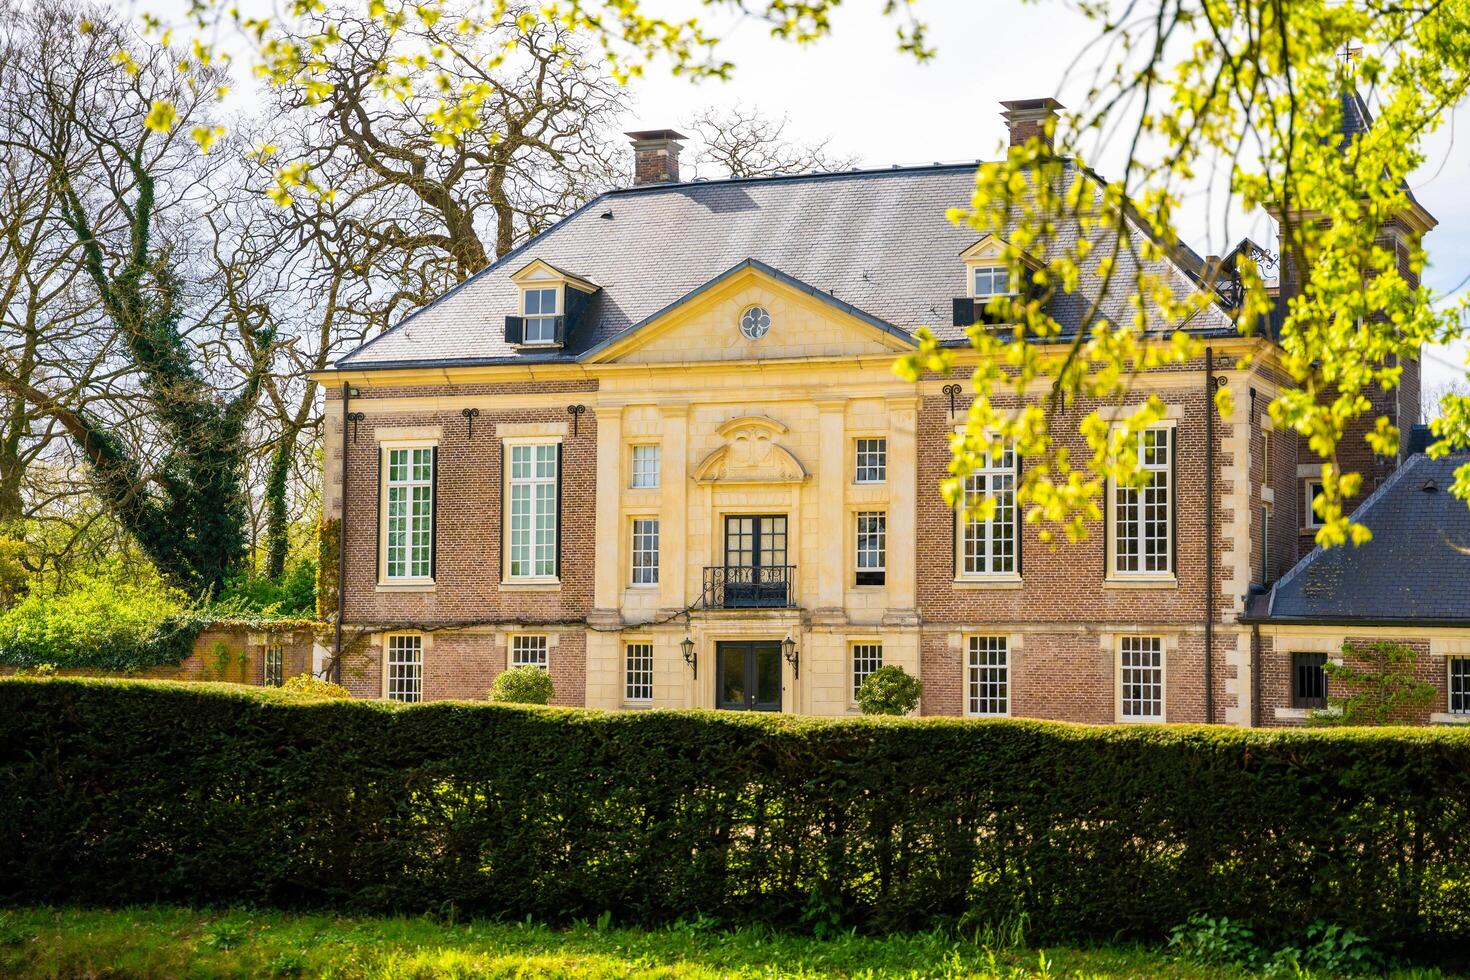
left=1259, top=453, right=1470, bottom=624
left=335, top=161, right=1235, bottom=369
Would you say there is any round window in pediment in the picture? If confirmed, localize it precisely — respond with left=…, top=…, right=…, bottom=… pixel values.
left=739, top=305, right=772, bottom=341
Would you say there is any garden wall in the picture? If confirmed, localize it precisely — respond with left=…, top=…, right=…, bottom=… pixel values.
left=1, top=678, right=1467, bottom=950
left=0, top=625, right=317, bottom=685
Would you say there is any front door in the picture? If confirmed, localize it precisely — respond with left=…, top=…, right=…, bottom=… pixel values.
left=716, top=641, right=783, bottom=711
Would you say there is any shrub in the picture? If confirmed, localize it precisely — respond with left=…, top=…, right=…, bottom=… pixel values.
left=1314, top=640, right=1437, bottom=726
left=0, top=571, right=196, bottom=670
left=278, top=674, right=350, bottom=701
left=488, top=665, right=554, bottom=704
left=209, top=561, right=318, bottom=619
left=1, top=678, right=1469, bottom=950
left=855, top=665, right=922, bottom=715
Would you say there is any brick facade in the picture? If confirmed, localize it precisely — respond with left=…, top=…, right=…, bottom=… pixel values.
left=339, top=404, right=596, bottom=627
left=1256, top=633, right=1458, bottom=727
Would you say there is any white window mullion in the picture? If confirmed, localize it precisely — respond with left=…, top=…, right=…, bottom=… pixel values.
left=508, top=443, right=558, bottom=580
left=385, top=446, right=434, bottom=581
left=1450, top=658, right=1470, bottom=715
left=852, top=643, right=883, bottom=700
left=511, top=635, right=549, bottom=670
left=967, top=636, right=1008, bottom=716
left=1120, top=636, right=1163, bottom=721
left=959, top=444, right=1016, bottom=578
left=631, top=518, right=659, bottom=585
left=386, top=634, right=423, bottom=703
left=625, top=643, right=653, bottom=702
left=1113, top=427, right=1171, bottom=576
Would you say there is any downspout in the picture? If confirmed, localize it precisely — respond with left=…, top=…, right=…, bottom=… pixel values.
left=1204, top=348, right=1215, bottom=724
left=1250, top=624, right=1262, bottom=727
left=333, top=381, right=350, bottom=684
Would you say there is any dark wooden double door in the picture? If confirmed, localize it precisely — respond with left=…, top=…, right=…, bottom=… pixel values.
left=716, top=641, right=782, bottom=712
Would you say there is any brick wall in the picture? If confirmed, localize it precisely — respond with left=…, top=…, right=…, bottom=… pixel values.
left=341, top=629, right=586, bottom=706
left=917, top=373, right=1227, bottom=626
left=341, top=404, right=597, bottom=625
left=1259, top=635, right=1447, bottom=727
left=2, top=626, right=316, bottom=686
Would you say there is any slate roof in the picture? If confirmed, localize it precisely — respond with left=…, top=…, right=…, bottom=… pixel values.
left=334, top=161, right=1236, bottom=370
left=1251, top=453, right=1470, bottom=625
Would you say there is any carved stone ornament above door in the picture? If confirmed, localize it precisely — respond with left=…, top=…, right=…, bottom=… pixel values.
left=693, top=415, right=809, bottom=485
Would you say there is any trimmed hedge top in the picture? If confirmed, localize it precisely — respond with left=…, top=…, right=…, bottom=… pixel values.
left=3, top=678, right=1469, bottom=950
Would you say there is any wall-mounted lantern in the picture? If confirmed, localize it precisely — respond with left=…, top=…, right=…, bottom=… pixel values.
left=781, top=634, right=799, bottom=679
left=681, top=635, right=696, bottom=679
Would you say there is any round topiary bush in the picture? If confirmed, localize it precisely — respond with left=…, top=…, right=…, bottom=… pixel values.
left=855, top=665, right=922, bottom=716
left=488, top=665, right=554, bottom=704
left=278, top=673, right=351, bottom=701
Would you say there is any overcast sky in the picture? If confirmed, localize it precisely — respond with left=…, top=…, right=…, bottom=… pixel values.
left=197, top=0, right=1470, bottom=400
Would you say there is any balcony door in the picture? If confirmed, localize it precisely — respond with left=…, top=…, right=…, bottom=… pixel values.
left=716, top=641, right=783, bottom=711
left=723, top=515, right=789, bottom=607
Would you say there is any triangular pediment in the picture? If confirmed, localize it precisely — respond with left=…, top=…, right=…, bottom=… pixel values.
left=960, top=234, right=1042, bottom=268
left=582, top=260, right=914, bottom=365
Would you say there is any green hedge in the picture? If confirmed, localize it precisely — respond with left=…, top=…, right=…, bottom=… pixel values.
left=2, top=679, right=1469, bottom=949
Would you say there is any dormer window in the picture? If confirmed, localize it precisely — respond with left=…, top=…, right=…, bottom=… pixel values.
left=972, top=265, right=1015, bottom=300
left=522, top=287, right=560, bottom=345
left=506, top=259, right=600, bottom=350
left=954, top=235, right=1038, bottom=328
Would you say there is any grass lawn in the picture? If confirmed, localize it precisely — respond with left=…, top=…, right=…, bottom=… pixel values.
left=0, top=906, right=1455, bottom=979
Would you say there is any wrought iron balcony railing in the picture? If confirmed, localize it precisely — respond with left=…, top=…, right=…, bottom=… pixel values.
left=701, top=565, right=796, bottom=609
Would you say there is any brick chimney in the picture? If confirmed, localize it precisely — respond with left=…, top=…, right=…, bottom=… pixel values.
left=626, top=129, right=687, bottom=186
left=1000, top=98, right=1064, bottom=151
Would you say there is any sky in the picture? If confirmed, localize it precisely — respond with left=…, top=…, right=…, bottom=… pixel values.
left=620, top=0, right=1470, bottom=401
left=186, top=0, right=1470, bottom=400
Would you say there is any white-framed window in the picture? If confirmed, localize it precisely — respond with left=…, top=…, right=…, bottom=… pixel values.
left=511, top=634, right=548, bottom=670
left=263, top=643, right=284, bottom=687
left=852, top=643, right=883, bottom=700
left=1261, top=429, right=1272, bottom=485
left=1119, top=636, right=1164, bottom=721
left=625, top=642, right=654, bottom=702
left=631, top=518, right=659, bottom=585
left=630, top=444, right=660, bottom=489
left=855, top=438, right=886, bottom=483
left=386, top=633, right=423, bottom=703
left=507, top=442, right=558, bottom=579
left=967, top=635, right=1009, bottom=716
left=972, top=265, right=1015, bottom=299
left=1112, top=427, right=1173, bottom=577
left=1450, top=658, right=1470, bottom=715
left=958, top=444, right=1017, bottom=578
left=1304, top=478, right=1325, bottom=528
left=521, top=286, right=559, bottom=344
left=855, top=511, right=886, bottom=586
left=384, top=446, right=434, bottom=581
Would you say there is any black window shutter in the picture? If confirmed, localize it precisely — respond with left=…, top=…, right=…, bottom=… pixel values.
left=374, top=447, right=383, bottom=583
left=951, top=505, right=959, bottom=579
left=952, top=297, right=975, bottom=327
left=497, top=446, right=506, bottom=583
left=563, top=286, right=591, bottom=334
left=504, top=315, right=524, bottom=345
left=1169, top=427, right=1178, bottom=576
left=1102, top=474, right=1110, bottom=580
left=553, top=315, right=567, bottom=346
left=429, top=446, right=438, bottom=581
left=1014, top=453, right=1024, bottom=577
left=555, top=443, right=564, bottom=579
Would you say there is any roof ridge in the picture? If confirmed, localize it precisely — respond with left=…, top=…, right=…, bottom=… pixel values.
left=603, top=160, right=990, bottom=197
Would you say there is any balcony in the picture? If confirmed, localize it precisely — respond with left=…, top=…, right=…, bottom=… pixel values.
left=701, top=565, right=796, bottom=609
